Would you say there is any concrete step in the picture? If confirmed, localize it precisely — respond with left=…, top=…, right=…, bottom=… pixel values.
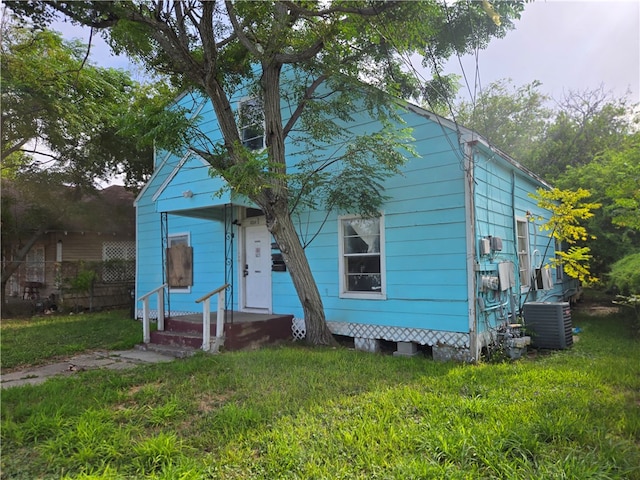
left=135, top=342, right=198, bottom=359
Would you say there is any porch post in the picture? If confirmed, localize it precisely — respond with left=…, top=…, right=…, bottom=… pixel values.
left=216, top=289, right=225, bottom=339
left=142, top=297, right=150, bottom=344
left=157, top=287, right=165, bottom=331
left=202, top=297, right=211, bottom=351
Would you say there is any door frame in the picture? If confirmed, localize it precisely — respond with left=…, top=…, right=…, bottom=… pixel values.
left=239, top=214, right=272, bottom=313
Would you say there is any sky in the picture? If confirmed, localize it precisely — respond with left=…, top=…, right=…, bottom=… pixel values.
left=444, top=0, right=640, bottom=103
left=52, top=0, right=640, bottom=104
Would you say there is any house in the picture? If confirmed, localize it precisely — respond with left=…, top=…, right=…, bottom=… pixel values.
left=134, top=88, right=579, bottom=361
left=3, top=184, right=136, bottom=311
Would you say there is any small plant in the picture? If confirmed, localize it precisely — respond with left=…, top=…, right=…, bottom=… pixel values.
left=529, top=187, right=601, bottom=284
left=65, top=262, right=99, bottom=312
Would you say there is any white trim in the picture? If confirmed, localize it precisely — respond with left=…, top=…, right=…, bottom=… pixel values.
left=151, top=151, right=211, bottom=203
left=409, top=105, right=552, bottom=189
left=463, top=141, right=478, bottom=362
left=151, top=152, right=193, bottom=202
left=338, top=213, right=386, bottom=300
left=135, top=203, right=139, bottom=308
left=238, top=96, right=265, bottom=151
left=168, top=232, right=192, bottom=294
left=134, top=99, right=206, bottom=206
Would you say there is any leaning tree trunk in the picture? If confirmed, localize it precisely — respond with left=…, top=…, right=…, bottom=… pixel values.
left=264, top=201, right=336, bottom=346
left=256, top=62, right=336, bottom=346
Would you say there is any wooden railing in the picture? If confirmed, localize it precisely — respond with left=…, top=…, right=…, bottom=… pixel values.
left=195, top=283, right=230, bottom=353
left=138, top=284, right=167, bottom=344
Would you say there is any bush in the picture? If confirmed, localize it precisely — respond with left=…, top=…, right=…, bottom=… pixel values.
left=608, top=252, right=640, bottom=295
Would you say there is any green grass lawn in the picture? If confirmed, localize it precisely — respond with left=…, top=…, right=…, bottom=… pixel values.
left=1, top=308, right=639, bottom=479
left=1, top=309, right=143, bottom=370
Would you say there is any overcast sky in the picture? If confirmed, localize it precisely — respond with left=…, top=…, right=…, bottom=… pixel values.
left=55, top=1, right=640, bottom=104
left=444, top=0, right=640, bottom=103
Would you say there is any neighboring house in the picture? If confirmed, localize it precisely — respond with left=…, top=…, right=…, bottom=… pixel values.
left=4, top=185, right=136, bottom=310
left=135, top=88, right=579, bottom=361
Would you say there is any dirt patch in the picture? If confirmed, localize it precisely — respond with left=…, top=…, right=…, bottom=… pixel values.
left=577, top=305, right=620, bottom=316
left=196, top=391, right=234, bottom=413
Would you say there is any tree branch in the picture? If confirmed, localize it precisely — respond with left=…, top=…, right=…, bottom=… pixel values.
left=282, top=73, right=326, bottom=137
left=1, top=138, right=30, bottom=160
left=282, top=1, right=399, bottom=17
left=224, top=0, right=262, bottom=57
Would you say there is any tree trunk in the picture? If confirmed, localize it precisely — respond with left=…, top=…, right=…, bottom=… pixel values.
left=253, top=62, right=335, bottom=346
left=263, top=200, right=336, bottom=346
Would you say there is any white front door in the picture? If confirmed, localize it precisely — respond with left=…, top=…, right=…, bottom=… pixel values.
left=242, top=216, right=272, bottom=312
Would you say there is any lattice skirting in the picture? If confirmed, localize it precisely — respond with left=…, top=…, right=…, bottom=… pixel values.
left=135, top=309, right=196, bottom=320
left=327, top=321, right=470, bottom=349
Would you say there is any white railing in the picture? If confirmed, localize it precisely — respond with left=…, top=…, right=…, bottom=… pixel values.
left=195, top=283, right=230, bottom=353
left=138, top=284, right=167, bottom=344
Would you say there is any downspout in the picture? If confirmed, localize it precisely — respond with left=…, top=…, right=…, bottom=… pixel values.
left=462, top=139, right=478, bottom=362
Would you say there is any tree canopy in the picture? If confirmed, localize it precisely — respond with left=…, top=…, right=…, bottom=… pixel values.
left=1, top=19, right=190, bottom=189
left=530, top=87, right=636, bottom=180
left=454, top=79, right=553, bottom=163
left=556, top=132, right=640, bottom=275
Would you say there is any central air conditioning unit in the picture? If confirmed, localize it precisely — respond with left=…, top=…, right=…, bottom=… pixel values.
left=523, top=302, right=573, bottom=350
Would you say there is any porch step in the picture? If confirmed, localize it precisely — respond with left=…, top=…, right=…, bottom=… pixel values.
left=150, top=330, right=210, bottom=350
left=164, top=316, right=205, bottom=334
left=145, top=313, right=295, bottom=352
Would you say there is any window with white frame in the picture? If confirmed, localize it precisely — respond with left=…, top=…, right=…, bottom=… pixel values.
left=239, top=97, right=264, bottom=150
left=339, top=215, right=385, bottom=298
left=516, top=218, right=530, bottom=290
left=167, top=233, right=192, bottom=293
left=25, top=245, right=45, bottom=283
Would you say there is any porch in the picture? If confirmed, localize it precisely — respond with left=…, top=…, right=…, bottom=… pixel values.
left=145, top=311, right=295, bottom=353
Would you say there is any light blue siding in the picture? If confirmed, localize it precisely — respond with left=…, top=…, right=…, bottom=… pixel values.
left=136, top=84, right=566, bottom=347
left=472, top=145, right=568, bottom=334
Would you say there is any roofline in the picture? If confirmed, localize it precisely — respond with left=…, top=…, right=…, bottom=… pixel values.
left=134, top=98, right=207, bottom=206
left=403, top=101, right=552, bottom=189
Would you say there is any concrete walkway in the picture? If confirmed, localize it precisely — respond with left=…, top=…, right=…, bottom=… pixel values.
left=1, top=349, right=176, bottom=389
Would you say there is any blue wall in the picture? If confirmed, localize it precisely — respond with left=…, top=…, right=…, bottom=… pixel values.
left=472, top=144, right=566, bottom=334
left=136, top=84, right=563, bottom=339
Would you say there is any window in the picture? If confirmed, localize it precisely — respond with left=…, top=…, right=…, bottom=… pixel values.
left=555, top=239, right=564, bottom=281
left=516, top=218, right=530, bottom=290
left=339, top=215, right=385, bottom=298
left=239, top=97, right=264, bottom=150
left=167, top=233, right=192, bottom=293
left=25, top=245, right=45, bottom=283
